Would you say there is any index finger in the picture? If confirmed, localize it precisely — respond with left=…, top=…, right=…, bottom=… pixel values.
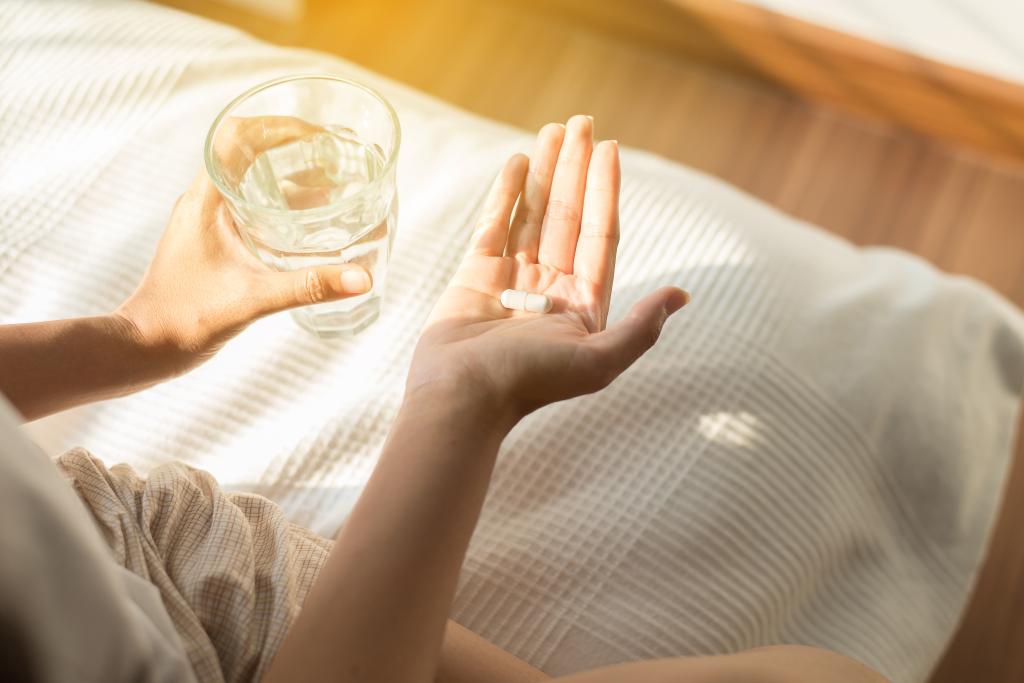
left=572, top=140, right=620, bottom=330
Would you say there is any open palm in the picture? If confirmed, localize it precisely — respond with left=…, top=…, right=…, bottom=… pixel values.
left=409, top=116, right=688, bottom=415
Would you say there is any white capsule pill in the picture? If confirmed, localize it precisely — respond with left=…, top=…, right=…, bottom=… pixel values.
left=500, top=289, right=553, bottom=314
left=524, top=292, right=553, bottom=313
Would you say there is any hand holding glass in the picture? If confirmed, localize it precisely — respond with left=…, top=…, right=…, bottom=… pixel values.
left=205, top=75, right=400, bottom=337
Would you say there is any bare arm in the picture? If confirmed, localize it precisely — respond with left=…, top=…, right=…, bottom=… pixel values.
left=263, top=117, right=688, bottom=682
left=262, top=381, right=518, bottom=682
left=0, top=174, right=371, bottom=421
left=435, top=632, right=887, bottom=683
left=263, top=116, right=889, bottom=683
left=0, top=315, right=175, bottom=421
left=437, top=622, right=548, bottom=683
left=1, top=119, right=371, bottom=421
left=548, top=646, right=888, bottom=683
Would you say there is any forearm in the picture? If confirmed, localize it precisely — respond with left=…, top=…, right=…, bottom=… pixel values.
left=263, top=381, right=520, bottom=683
left=437, top=621, right=548, bottom=683
left=0, top=315, right=176, bottom=420
left=549, top=646, right=889, bottom=683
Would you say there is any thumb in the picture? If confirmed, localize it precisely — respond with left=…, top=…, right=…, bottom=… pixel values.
left=255, top=264, right=373, bottom=317
left=585, top=286, right=689, bottom=379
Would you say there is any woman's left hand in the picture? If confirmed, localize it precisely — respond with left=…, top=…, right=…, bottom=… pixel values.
left=116, top=149, right=372, bottom=374
left=408, top=115, right=689, bottom=421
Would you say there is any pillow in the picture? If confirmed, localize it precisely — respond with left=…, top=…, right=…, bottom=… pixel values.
left=4, top=2, right=1023, bottom=681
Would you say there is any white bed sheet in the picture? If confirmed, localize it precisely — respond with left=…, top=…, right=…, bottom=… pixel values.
left=3, top=2, right=1023, bottom=681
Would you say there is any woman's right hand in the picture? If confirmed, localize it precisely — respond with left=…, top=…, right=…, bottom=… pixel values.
left=115, top=117, right=372, bottom=377
left=407, top=115, right=689, bottom=421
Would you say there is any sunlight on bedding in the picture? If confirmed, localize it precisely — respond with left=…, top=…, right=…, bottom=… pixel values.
left=698, top=410, right=761, bottom=448
left=181, top=322, right=387, bottom=485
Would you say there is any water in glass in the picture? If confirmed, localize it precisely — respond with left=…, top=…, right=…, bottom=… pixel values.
left=235, top=125, right=395, bottom=336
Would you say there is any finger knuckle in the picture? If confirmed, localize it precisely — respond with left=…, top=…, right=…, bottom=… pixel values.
left=589, top=178, right=616, bottom=193
left=300, top=270, right=327, bottom=304
left=546, top=198, right=581, bottom=226
left=527, top=166, right=552, bottom=189
left=580, top=218, right=619, bottom=240
left=475, top=212, right=499, bottom=233
left=646, top=318, right=665, bottom=348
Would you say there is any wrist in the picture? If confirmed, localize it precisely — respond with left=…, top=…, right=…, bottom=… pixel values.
left=105, top=311, right=190, bottom=381
left=403, top=374, right=522, bottom=438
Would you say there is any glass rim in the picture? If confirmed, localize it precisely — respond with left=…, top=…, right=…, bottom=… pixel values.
left=203, top=73, right=401, bottom=217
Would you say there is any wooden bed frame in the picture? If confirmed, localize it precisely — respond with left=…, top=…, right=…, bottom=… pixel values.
left=930, top=411, right=1024, bottom=682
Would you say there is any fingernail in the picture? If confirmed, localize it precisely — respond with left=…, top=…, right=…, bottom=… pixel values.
left=585, top=115, right=594, bottom=122
left=340, top=266, right=372, bottom=293
left=664, top=289, right=691, bottom=315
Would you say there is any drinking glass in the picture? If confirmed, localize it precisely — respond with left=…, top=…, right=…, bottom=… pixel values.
left=205, top=74, right=400, bottom=337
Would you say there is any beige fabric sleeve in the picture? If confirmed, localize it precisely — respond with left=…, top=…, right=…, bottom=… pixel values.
left=55, top=448, right=333, bottom=683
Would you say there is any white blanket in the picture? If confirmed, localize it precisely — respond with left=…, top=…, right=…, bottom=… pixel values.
left=3, top=2, right=1023, bottom=681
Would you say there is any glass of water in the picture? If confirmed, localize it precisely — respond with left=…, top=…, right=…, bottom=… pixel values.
left=205, top=74, right=400, bottom=337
